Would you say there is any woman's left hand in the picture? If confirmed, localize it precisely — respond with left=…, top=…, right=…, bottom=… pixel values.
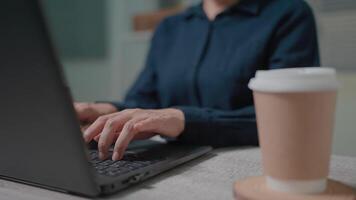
left=83, top=108, right=185, bottom=160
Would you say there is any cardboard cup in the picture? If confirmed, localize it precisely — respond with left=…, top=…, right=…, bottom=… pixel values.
left=248, top=67, right=339, bottom=194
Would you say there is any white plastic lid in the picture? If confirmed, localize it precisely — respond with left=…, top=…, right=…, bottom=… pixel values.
left=248, top=67, right=339, bottom=92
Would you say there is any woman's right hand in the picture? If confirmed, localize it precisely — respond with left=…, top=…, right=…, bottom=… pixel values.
left=74, top=102, right=117, bottom=130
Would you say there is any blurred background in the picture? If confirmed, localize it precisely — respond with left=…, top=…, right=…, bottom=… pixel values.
left=41, top=0, right=356, bottom=156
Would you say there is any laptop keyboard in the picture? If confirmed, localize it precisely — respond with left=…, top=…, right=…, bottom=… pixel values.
left=89, top=151, right=164, bottom=177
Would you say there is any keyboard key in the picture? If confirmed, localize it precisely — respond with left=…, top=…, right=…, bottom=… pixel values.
left=95, top=165, right=108, bottom=170
left=106, top=166, right=120, bottom=172
left=90, top=153, right=98, bottom=159
left=126, top=163, right=141, bottom=170
left=90, top=159, right=102, bottom=164
left=111, top=161, right=126, bottom=167
left=89, top=150, right=166, bottom=177
left=99, top=160, right=115, bottom=166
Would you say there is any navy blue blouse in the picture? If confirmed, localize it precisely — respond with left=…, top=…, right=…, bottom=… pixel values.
left=112, top=0, right=319, bottom=147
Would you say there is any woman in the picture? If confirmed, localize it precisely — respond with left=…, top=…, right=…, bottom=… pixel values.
left=76, top=0, right=319, bottom=161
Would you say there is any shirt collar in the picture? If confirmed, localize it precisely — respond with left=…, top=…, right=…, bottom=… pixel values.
left=183, top=0, right=262, bottom=19
left=232, top=0, right=262, bottom=15
left=182, top=3, right=205, bottom=19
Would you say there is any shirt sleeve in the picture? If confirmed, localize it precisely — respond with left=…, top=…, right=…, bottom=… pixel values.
left=268, top=1, right=320, bottom=69
left=174, top=106, right=258, bottom=147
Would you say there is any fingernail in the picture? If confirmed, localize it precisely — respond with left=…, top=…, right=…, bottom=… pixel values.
left=112, top=152, right=119, bottom=161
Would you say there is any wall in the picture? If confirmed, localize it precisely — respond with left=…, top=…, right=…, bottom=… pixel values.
left=44, top=0, right=158, bottom=102
left=333, top=73, right=356, bottom=156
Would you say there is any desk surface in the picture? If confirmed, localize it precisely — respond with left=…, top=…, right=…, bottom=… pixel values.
left=0, top=148, right=355, bottom=200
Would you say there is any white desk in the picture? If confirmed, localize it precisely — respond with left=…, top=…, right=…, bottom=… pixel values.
left=0, top=148, right=355, bottom=200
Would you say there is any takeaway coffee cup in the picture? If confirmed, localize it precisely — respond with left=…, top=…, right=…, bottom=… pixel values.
left=248, top=67, right=339, bottom=194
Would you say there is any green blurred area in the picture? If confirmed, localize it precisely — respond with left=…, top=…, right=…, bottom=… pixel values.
left=42, top=0, right=107, bottom=59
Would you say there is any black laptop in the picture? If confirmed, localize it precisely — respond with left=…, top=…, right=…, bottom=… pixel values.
left=0, top=0, right=212, bottom=196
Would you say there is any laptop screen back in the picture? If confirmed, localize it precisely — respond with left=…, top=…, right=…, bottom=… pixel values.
left=0, top=0, right=99, bottom=196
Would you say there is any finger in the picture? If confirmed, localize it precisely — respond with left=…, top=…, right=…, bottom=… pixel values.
left=97, top=111, right=145, bottom=160
left=83, top=113, right=116, bottom=143
left=112, top=122, right=135, bottom=161
left=97, top=118, right=123, bottom=160
left=94, top=134, right=100, bottom=142
left=112, top=117, right=147, bottom=160
left=74, top=102, right=90, bottom=121
left=80, top=124, right=91, bottom=133
left=73, top=102, right=85, bottom=113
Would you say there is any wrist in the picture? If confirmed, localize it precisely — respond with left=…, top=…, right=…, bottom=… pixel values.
left=165, top=108, right=185, bottom=137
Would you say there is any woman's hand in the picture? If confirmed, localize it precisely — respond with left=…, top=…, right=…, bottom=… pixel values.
left=83, top=108, right=185, bottom=161
left=74, top=102, right=117, bottom=129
